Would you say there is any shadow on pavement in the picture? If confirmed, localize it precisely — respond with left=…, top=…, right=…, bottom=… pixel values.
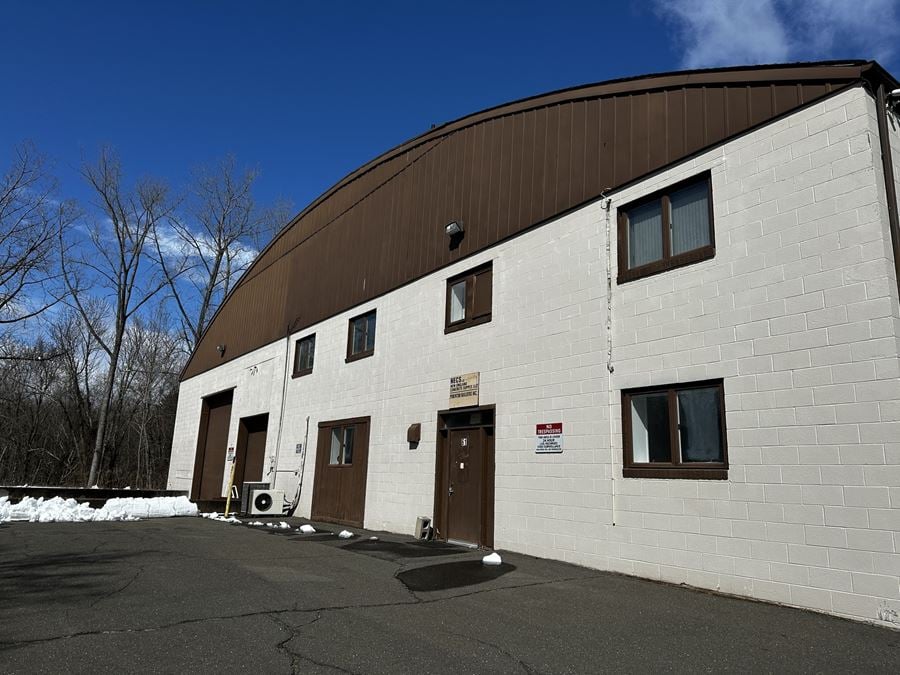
left=344, top=538, right=467, bottom=561
left=0, top=550, right=145, bottom=606
left=397, top=560, right=516, bottom=592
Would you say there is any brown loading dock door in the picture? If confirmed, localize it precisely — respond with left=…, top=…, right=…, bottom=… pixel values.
left=311, top=417, right=371, bottom=528
left=191, top=390, right=234, bottom=501
left=434, top=406, right=495, bottom=548
left=234, top=413, right=269, bottom=495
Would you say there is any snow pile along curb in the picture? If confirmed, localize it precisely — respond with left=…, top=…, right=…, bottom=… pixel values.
left=0, top=495, right=198, bottom=523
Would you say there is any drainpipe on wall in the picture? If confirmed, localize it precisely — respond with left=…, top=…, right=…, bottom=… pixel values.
left=603, top=195, right=617, bottom=527
left=875, top=84, right=900, bottom=296
left=269, top=323, right=294, bottom=507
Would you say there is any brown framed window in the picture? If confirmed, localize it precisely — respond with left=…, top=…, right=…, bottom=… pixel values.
left=346, top=309, right=376, bottom=362
left=617, top=172, right=714, bottom=283
left=328, top=423, right=356, bottom=465
left=622, top=379, right=727, bottom=479
left=292, top=334, right=315, bottom=377
left=445, top=261, right=492, bottom=333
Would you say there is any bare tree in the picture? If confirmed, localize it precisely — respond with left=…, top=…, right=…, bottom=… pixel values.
left=0, top=304, right=181, bottom=489
left=152, top=156, right=289, bottom=351
left=60, top=147, right=172, bottom=487
left=0, top=142, right=75, bottom=340
left=50, top=306, right=105, bottom=482
left=110, top=306, right=182, bottom=487
left=0, top=336, right=65, bottom=483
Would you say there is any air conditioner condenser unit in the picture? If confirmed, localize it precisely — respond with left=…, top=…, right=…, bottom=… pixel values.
left=249, top=489, right=284, bottom=516
left=240, top=481, right=270, bottom=515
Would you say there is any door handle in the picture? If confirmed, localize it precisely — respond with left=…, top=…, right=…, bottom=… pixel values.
left=448, top=483, right=454, bottom=496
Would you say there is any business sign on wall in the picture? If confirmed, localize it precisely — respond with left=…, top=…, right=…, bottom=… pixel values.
left=535, top=423, right=563, bottom=453
left=449, top=372, right=479, bottom=408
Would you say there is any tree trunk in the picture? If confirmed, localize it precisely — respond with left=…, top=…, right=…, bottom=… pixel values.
left=86, top=337, right=122, bottom=487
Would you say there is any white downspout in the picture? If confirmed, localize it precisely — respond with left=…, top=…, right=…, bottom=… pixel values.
left=603, top=196, right=617, bottom=527
left=269, top=328, right=293, bottom=506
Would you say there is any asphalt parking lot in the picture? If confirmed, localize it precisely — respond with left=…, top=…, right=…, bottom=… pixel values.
left=2, top=517, right=899, bottom=674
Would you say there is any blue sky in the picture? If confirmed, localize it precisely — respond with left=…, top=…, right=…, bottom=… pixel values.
left=2, top=0, right=899, bottom=218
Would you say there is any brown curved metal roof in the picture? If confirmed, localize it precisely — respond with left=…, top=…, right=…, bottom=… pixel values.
left=182, top=60, right=896, bottom=381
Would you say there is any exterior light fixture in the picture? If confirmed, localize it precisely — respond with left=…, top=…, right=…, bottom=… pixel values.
left=445, top=220, right=464, bottom=236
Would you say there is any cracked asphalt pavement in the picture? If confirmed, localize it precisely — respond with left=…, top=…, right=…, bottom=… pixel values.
left=2, top=517, right=899, bottom=674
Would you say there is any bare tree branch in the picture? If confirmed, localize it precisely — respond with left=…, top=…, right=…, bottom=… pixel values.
left=150, top=155, right=290, bottom=352
left=0, top=142, right=76, bottom=328
left=59, top=146, right=174, bottom=486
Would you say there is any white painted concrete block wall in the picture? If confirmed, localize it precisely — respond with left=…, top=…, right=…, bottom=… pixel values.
left=167, top=85, right=900, bottom=626
left=167, top=340, right=288, bottom=494
left=609, top=85, right=900, bottom=626
left=272, top=198, right=609, bottom=542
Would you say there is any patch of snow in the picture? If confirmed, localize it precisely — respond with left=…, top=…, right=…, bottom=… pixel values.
left=0, top=495, right=198, bottom=523
left=482, top=552, right=502, bottom=566
left=298, top=524, right=316, bottom=534
left=338, top=530, right=354, bottom=539
left=248, top=521, right=265, bottom=527
left=201, top=512, right=242, bottom=524
left=369, top=536, right=378, bottom=540
left=266, top=521, right=290, bottom=529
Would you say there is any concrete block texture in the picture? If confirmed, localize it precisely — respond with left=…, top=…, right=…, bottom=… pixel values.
left=168, top=86, right=900, bottom=628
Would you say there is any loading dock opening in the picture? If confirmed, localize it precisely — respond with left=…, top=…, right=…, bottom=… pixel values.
left=190, top=389, right=234, bottom=501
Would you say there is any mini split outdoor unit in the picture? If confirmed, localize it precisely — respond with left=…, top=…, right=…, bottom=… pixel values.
left=240, top=481, right=269, bottom=515
left=249, top=489, right=284, bottom=516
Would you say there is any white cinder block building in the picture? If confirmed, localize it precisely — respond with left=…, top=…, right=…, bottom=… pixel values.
left=168, top=61, right=900, bottom=627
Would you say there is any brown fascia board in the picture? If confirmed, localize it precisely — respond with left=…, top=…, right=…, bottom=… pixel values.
left=179, top=60, right=893, bottom=381
left=859, top=60, right=900, bottom=92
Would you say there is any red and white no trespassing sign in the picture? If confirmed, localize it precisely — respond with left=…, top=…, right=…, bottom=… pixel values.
left=535, top=423, right=563, bottom=454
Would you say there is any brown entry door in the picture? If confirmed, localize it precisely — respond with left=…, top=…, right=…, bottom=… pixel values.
left=235, top=413, right=268, bottom=493
left=446, top=428, right=484, bottom=545
left=192, top=390, right=234, bottom=501
left=311, top=417, right=370, bottom=527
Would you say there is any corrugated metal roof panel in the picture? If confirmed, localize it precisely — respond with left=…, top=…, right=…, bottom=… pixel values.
left=182, top=60, right=897, bottom=381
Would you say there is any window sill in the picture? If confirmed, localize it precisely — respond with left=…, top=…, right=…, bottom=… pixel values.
left=291, top=368, right=313, bottom=379
left=444, top=314, right=492, bottom=335
left=345, top=349, right=374, bottom=363
left=617, top=245, right=715, bottom=284
left=623, top=466, right=727, bottom=480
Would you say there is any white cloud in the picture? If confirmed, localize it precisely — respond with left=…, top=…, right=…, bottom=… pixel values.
left=153, top=223, right=259, bottom=286
left=656, top=0, right=900, bottom=69
left=791, top=0, right=900, bottom=64
left=153, top=224, right=190, bottom=259
left=659, top=0, right=789, bottom=68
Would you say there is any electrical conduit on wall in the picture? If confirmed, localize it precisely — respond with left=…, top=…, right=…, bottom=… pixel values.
left=269, top=327, right=293, bottom=506
left=603, top=196, right=616, bottom=527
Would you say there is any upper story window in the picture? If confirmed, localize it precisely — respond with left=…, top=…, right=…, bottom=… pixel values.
left=445, top=262, right=492, bottom=334
left=622, top=379, right=727, bottom=480
left=617, top=172, right=714, bottom=283
left=346, top=309, right=376, bottom=362
left=293, top=334, right=315, bottom=377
